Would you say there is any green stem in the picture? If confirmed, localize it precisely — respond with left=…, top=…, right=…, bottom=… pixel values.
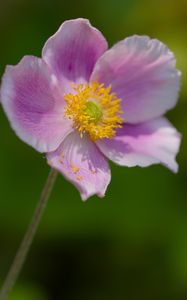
left=0, top=168, right=58, bottom=300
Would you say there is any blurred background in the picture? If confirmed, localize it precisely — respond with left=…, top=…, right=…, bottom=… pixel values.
left=0, top=0, right=187, bottom=299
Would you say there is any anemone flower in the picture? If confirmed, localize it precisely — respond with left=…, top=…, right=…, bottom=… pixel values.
left=1, top=18, right=181, bottom=200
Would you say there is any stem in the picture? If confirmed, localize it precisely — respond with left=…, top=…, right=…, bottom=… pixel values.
left=0, top=168, right=58, bottom=300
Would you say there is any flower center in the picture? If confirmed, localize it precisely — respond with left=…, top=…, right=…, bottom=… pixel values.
left=64, top=82, right=124, bottom=141
left=84, top=101, right=103, bottom=122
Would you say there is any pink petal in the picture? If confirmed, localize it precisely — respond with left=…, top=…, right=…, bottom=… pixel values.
left=90, top=35, right=181, bottom=124
left=47, top=131, right=111, bottom=201
left=96, top=118, right=181, bottom=173
left=42, top=18, right=108, bottom=91
left=1, top=56, right=73, bottom=153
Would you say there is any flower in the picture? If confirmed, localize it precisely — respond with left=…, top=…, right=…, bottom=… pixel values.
left=0, top=18, right=181, bottom=200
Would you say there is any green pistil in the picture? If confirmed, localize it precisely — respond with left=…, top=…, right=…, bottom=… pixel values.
left=84, top=101, right=103, bottom=122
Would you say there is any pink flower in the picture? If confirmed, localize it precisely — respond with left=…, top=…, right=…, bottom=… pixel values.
left=0, top=18, right=181, bottom=200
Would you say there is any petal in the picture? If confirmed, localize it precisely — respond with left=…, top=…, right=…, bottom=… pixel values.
left=47, top=131, right=111, bottom=201
left=42, top=18, right=108, bottom=90
left=90, top=35, right=181, bottom=124
left=96, top=118, right=181, bottom=173
left=1, top=56, right=73, bottom=153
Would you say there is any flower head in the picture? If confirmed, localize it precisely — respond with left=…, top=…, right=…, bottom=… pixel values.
left=64, top=82, right=123, bottom=140
left=0, top=18, right=181, bottom=200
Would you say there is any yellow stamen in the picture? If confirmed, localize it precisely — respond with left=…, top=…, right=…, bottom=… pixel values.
left=64, top=82, right=124, bottom=141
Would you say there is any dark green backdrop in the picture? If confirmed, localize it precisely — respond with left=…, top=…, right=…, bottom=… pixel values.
left=0, top=0, right=187, bottom=299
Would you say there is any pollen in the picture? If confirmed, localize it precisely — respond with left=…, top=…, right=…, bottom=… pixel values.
left=70, top=164, right=80, bottom=174
left=76, top=175, right=83, bottom=181
left=60, top=151, right=65, bottom=158
left=64, top=82, right=124, bottom=141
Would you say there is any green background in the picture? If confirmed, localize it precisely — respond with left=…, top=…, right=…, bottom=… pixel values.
left=0, top=0, right=187, bottom=299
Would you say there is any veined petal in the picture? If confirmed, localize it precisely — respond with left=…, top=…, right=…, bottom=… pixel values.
left=96, top=118, right=181, bottom=173
left=91, top=35, right=181, bottom=123
left=47, top=131, right=111, bottom=201
left=42, top=18, right=108, bottom=90
left=1, top=56, right=72, bottom=153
